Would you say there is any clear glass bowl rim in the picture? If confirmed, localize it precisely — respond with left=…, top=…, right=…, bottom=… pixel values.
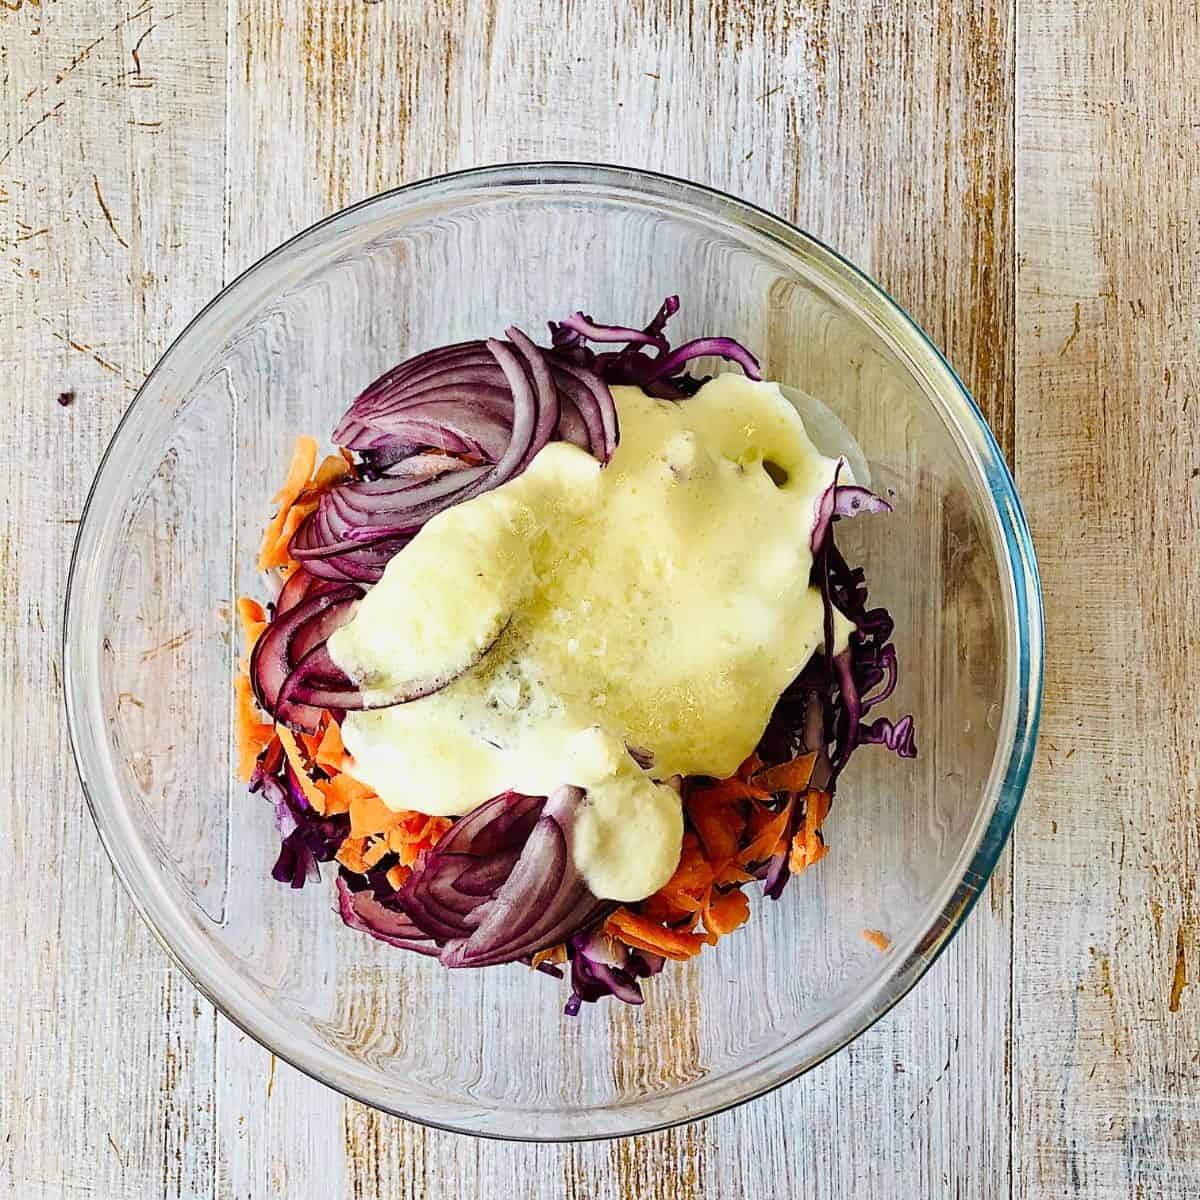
left=64, top=160, right=1044, bottom=1141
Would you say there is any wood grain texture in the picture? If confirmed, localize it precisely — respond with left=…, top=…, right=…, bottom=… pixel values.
left=1015, top=0, right=1200, bottom=1196
left=0, top=1, right=227, bottom=1198
left=2, top=0, right=1190, bottom=1193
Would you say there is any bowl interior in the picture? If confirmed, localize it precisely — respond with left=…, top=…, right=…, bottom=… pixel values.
left=66, top=166, right=1037, bottom=1139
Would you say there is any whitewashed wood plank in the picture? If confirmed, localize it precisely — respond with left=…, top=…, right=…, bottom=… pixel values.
left=0, top=0, right=227, bottom=1196
left=1015, top=0, right=1200, bottom=1196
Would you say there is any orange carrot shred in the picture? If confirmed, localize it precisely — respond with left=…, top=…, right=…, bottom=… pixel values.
left=531, top=945, right=568, bottom=970
left=307, top=453, right=352, bottom=494
left=736, top=751, right=763, bottom=781
left=314, top=720, right=347, bottom=774
left=258, top=503, right=311, bottom=571
left=752, top=752, right=818, bottom=795
left=348, top=788, right=406, bottom=839
left=236, top=597, right=267, bottom=655
left=688, top=789, right=744, bottom=862
left=703, top=887, right=750, bottom=938
left=386, top=864, right=410, bottom=891
left=318, top=771, right=371, bottom=816
left=234, top=673, right=274, bottom=782
left=257, top=435, right=317, bottom=571
left=336, top=837, right=372, bottom=874
left=605, top=909, right=709, bottom=960
left=692, top=777, right=769, bottom=806
left=863, top=928, right=891, bottom=952
left=788, top=790, right=833, bottom=874
left=738, top=799, right=794, bottom=868
left=277, top=725, right=326, bottom=814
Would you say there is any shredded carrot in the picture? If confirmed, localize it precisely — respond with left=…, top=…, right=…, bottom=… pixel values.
left=605, top=908, right=710, bottom=961
left=314, top=720, right=347, bottom=774
left=336, top=837, right=372, bottom=874
left=277, top=725, right=327, bottom=814
left=687, top=788, right=745, bottom=862
left=385, top=863, right=410, bottom=891
left=863, top=928, right=891, bottom=952
left=236, top=597, right=267, bottom=655
left=605, top=751, right=835, bottom=964
left=738, top=799, right=794, bottom=868
left=702, top=887, right=750, bottom=938
left=349, top=787, right=403, bottom=838
left=387, top=812, right=453, bottom=866
left=335, top=835, right=389, bottom=874
left=257, top=436, right=317, bottom=571
left=318, top=770, right=373, bottom=816
left=752, top=752, right=817, bottom=795
left=788, top=790, right=832, bottom=874
left=306, top=452, right=353, bottom=494
left=531, top=945, right=568, bottom=970
left=691, top=777, right=769, bottom=806
left=234, top=673, right=274, bottom=781
left=258, top=502, right=313, bottom=571
left=735, top=751, right=763, bottom=781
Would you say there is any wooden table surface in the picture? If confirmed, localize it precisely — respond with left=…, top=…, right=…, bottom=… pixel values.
left=3, top=0, right=1197, bottom=1195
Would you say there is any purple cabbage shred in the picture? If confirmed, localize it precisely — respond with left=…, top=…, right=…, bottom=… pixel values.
left=258, top=762, right=350, bottom=890
left=549, top=295, right=761, bottom=399
left=564, top=929, right=665, bottom=1016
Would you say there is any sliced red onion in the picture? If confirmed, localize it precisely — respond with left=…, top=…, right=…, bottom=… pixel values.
left=549, top=356, right=617, bottom=460
left=248, top=583, right=365, bottom=729
left=395, top=787, right=610, bottom=967
left=299, top=538, right=410, bottom=583
left=553, top=311, right=667, bottom=351
left=274, top=643, right=360, bottom=720
left=278, top=615, right=509, bottom=715
left=399, top=792, right=547, bottom=941
left=293, top=329, right=619, bottom=582
left=335, top=875, right=439, bottom=955
left=550, top=296, right=761, bottom=402
left=506, top=326, right=561, bottom=466
left=438, top=786, right=611, bottom=969
left=275, top=567, right=319, bottom=616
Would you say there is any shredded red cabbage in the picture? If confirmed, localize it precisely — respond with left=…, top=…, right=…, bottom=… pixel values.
left=549, top=295, right=762, bottom=400
left=564, top=928, right=664, bottom=1015
left=257, top=763, right=350, bottom=890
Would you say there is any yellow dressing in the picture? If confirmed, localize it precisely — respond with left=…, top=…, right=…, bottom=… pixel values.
left=329, top=375, right=850, bottom=902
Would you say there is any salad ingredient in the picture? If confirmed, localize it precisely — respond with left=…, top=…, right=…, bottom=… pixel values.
left=331, top=375, right=853, bottom=903
left=438, top=786, right=607, bottom=968
left=248, top=583, right=364, bottom=730
left=335, top=876, right=438, bottom=955
left=564, top=929, right=664, bottom=1015
left=291, top=329, right=619, bottom=582
left=257, top=436, right=317, bottom=570
left=549, top=295, right=762, bottom=399
left=863, top=928, right=892, bottom=952
left=397, top=787, right=611, bottom=967
left=600, top=750, right=833, bottom=960
left=236, top=297, right=915, bottom=1016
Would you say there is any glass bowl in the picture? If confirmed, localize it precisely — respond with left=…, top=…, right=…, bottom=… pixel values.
left=64, top=163, right=1042, bottom=1140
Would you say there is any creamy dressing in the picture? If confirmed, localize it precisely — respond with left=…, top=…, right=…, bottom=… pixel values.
left=329, top=375, right=852, bottom=902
